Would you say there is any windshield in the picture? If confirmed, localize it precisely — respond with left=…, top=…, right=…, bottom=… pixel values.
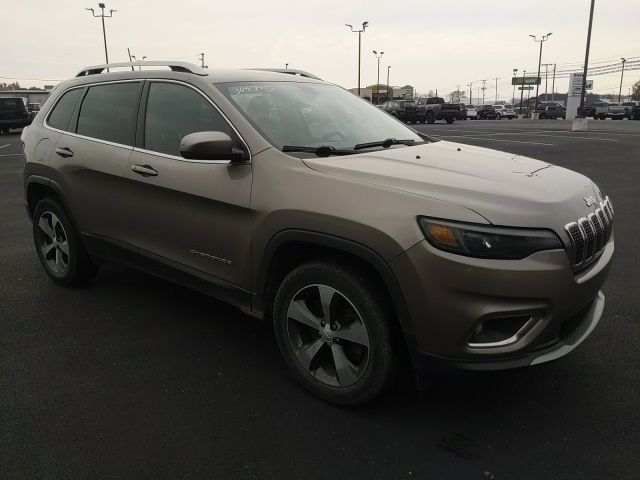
left=218, top=82, right=426, bottom=152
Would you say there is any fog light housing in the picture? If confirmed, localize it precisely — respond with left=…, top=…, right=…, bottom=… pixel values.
left=468, top=314, right=539, bottom=348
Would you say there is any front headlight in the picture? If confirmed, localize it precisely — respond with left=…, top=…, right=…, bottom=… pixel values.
left=418, top=217, right=563, bottom=259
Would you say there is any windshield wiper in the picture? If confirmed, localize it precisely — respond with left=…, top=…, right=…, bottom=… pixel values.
left=353, top=138, right=417, bottom=151
left=282, top=145, right=354, bottom=157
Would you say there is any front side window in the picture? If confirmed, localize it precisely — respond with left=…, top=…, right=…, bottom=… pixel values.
left=144, top=82, right=232, bottom=156
left=47, top=88, right=82, bottom=131
left=77, top=82, right=141, bottom=145
left=219, top=81, right=425, bottom=152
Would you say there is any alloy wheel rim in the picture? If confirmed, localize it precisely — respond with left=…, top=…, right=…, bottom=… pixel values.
left=38, top=211, right=70, bottom=274
left=286, top=284, right=370, bottom=388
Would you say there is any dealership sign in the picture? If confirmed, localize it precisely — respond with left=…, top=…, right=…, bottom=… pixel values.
left=512, top=76, right=541, bottom=86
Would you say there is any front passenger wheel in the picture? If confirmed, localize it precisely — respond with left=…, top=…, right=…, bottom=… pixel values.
left=33, top=197, right=98, bottom=285
left=273, top=260, right=398, bottom=405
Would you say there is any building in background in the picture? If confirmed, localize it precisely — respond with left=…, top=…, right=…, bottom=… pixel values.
left=0, top=86, right=55, bottom=105
left=349, top=84, right=414, bottom=102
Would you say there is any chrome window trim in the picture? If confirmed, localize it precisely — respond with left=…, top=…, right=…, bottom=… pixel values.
left=43, top=77, right=251, bottom=164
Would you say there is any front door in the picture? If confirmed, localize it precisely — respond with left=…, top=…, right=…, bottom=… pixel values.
left=125, top=81, right=253, bottom=293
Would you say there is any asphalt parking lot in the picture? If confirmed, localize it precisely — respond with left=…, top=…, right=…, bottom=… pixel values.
left=1, top=119, right=639, bottom=479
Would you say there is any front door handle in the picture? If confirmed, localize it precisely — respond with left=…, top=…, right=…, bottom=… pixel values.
left=131, top=164, right=158, bottom=177
left=55, top=147, right=74, bottom=158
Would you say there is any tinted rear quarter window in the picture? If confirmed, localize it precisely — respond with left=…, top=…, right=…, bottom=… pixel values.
left=144, top=82, right=232, bottom=156
left=47, top=88, right=83, bottom=131
left=76, top=82, right=141, bottom=145
left=0, top=98, right=26, bottom=111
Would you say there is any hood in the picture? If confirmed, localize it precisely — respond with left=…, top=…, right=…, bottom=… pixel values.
left=303, top=141, right=603, bottom=230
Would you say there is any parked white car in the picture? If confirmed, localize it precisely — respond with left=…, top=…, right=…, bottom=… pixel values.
left=465, top=104, right=478, bottom=119
left=492, top=104, right=516, bottom=120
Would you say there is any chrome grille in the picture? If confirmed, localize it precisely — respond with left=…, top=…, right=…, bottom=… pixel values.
left=565, top=196, right=614, bottom=268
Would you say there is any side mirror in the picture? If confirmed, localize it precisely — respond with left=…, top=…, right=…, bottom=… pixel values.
left=179, top=131, right=248, bottom=162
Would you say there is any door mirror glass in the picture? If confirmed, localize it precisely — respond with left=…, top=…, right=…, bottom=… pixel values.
left=179, top=131, right=247, bottom=162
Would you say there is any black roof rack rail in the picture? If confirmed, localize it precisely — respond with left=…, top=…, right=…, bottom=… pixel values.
left=76, top=61, right=208, bottom=77
left=250, top=68, right=322, bottom=80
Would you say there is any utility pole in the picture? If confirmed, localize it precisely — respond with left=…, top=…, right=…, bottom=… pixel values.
left=345, top=22, right=369, bottom=97
left=618, top=57, right=626, bottom=103
left=85, top=3, right=117, bottom=70
left=386, top=65, right=391, bottom=102
left=494, top=78, right=499, bottom=103
left=481, top=79, right=487, bottom=105
left=512, top=69, right=518, bottom=104
left=542, top=63, right=553, bottom=101
left=519, top=70, right=526, bottom=114
left=372, top=50, right=384, bottom=104
left=529, top=32, right=553, bottom=109
left=468, top=82, right=472, bottom=105
left=551, top=64, right=556, bottom=102
left=579, top=0, right=595, bottom=115
left=198, top=53, right=208, bottom=69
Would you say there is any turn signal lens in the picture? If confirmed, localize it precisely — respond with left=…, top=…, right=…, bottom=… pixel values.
left=427, top=224, right=458, bottom=247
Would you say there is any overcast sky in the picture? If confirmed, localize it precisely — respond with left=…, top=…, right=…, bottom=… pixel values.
left=2, top=0, right=639, bottom=101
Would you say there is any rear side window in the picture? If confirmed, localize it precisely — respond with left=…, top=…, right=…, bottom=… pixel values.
left=0, top=98, right=26, bottom=111
left=47, top=89, right=82, bottom=131
left=77, top=82, right=141, bottom=145
left=144, top=82, right=232, bottom=157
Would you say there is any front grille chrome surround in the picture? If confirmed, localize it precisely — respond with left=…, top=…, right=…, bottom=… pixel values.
left=565, top=196, right=614, bottom=268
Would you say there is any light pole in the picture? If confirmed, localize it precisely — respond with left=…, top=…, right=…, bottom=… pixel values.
left=519, top=70, right=526, bottom=114
left=529, top=32, right=552, bottom=109
left=386, top=65, right=391, bottom=102
left=345, top=21, right=369, bottom=97
left=551, top=63, right=556, bottom=102
left=198, top=53, right=208, bottom=69
left=131, top=55, right=146, bottom=71
left=285, top=63, right=289, bottom=69
left=618, top=58, right=626, bottom=103
left=512, top=69, right=518, bottom=104
left=579, top=0, right=595, bottom=115
left=542, top=63, right=553, bottom=101
left=86, top=3, right=117, bottom=68
left=372, top=50, right=384, bottom=104
left=468, top=82, right=473, bottom=105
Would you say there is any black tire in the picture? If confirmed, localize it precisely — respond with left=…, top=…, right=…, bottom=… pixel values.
left=425, top=112, right=435, bottom=124
left=272, top=259, right=398, bottom=406
left=539, top=113, right=547, bottom=119
left=445, top=117, right=454, bottom=124
left=496, top=113, right=502, bottom=120
left=33, top=197, right=98, bottom=285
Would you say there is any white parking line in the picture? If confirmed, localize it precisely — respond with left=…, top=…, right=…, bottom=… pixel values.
left=0, top=153, right=21, bottom=157
left=442, top=131, right=620, bottom=142
left=437, top=135, right=554, bottom=146
left=0, top=144, right=10, bottom=149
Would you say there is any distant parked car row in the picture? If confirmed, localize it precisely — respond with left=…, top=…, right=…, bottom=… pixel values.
left=464, top=104, right=517, bottom=120
left=579, top=101, right=639, bottom=120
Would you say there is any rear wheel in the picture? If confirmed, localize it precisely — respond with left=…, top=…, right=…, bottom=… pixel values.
left=273, top=260, right=397, bottom=406
left=539, top=113, right=547, bottom=119
left=496, top=113, right=502, bottom=120
left=425, top=112, right=435, bottom=124
left=445, top=117, right=455, bottom=124
left=33, top=197, right=98, bottom=285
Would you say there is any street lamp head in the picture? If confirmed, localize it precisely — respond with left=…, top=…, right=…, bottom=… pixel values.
left=363, top=21, right=369, bottom=27
left=621, top=57, right=626, bottom=63
left=547, top=32, right=553, bottom=37
left=372, top=50, right=377, bottom=54
left=381, top=51, right=384, bottom=55
left=345, top=23, right=352, bottom=28
left=529, top=34, right=536, bottom=39
left=85, top=7, right=94, bottom=13
left=98, top=2, right=105, bottom=8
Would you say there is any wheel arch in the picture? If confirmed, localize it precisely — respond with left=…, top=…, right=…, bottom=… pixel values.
left=254, top=229, right=420, bottom=365
left=25, top=176, right=77, bottom=226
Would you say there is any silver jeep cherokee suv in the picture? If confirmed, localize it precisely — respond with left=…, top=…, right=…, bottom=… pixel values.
left=22, top=62, right=614, bottom=405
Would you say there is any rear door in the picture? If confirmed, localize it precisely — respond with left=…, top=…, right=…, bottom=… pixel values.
left=125, top=80, right=252, bottom=291
left=48, top=82, right=142, bottom=248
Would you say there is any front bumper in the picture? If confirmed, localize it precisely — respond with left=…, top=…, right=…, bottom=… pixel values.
left=391, top=236, right=613, bottom=371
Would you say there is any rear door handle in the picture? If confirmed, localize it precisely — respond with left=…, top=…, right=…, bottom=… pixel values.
left=131, top=164, right=158, bottom=176
left=55, top=147, right=74, bottom=158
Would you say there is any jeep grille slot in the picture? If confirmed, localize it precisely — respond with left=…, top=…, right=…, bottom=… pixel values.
left=565, top=196, right=614, bottom=268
